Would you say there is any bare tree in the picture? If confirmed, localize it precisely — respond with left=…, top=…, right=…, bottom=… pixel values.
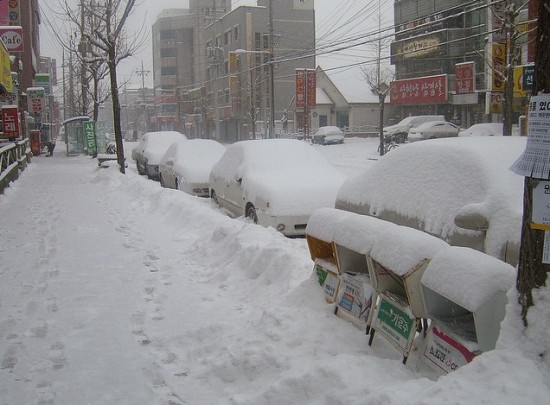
left=46, top=0, right=145, bottom=173
left=359, top=6, right=393, bottom=156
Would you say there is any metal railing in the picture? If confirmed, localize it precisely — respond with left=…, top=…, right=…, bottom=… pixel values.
left=0, top=138, right=32, bottom=194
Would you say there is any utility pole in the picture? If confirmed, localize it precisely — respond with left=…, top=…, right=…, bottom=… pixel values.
left=136, top=61, right=149, bottom=131
left=502, top=0, right=520, bottom=136
left=268, top=0, right=275, bottom=138
left=516, top=0, right=550, bottom=325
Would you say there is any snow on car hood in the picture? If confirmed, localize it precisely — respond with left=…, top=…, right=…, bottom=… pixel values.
left=172, top=140, right=226, bottom=184
left=142, top=132, right=187, bottom=165
left=337, top=137, right=526, bottom=258
left=244, top=167, right=346, bottom=216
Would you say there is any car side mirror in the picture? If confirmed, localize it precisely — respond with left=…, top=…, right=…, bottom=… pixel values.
left=454, top=203, right=489, bottom=231
left=236, top=177, right=242, bottom=184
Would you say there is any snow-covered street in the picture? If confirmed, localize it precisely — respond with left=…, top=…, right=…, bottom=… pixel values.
left=1, top=139, right=549, bottom=404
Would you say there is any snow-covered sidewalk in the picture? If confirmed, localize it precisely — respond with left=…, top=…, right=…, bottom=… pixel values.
left=1, top=149, right=549, bottom=404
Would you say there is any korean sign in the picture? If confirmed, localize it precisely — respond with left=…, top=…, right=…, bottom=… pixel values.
left=511, top=94, right=550, bottom=179
left=390, top=74, right=448, bottom=104
left=372, top=293, right=416, bottom=355
left=83, top=121, right=96, bottom=154
left=1, top=105, right=19, bottom=138
left=27, top=87, right=45, bottom=114
left=455, top=62, right=475, bottom=94
left=295, top=69, right=316, bottom=109
left=423, top=324, right=475, bottom=374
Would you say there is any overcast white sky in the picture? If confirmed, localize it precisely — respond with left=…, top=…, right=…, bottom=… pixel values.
left=39, top=0, right=393, bottom=94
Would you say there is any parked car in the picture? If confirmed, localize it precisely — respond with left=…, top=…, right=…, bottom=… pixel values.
left=132, top=131, right=187, bottom=180
left=407, top=121, right=460, bottom=142
left=335, top=137, right=526, bottom=266
left=312, top=126, right=345, bottom=145
left=383, top=115, right=445, bottom=143
left=159, top=139, right=226, bottom=197
left=209, top=138, right=346, bottom=236
left=459, top=123, right=503, bottom=137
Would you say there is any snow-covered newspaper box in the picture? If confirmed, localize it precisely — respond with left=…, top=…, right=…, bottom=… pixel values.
left=306, top=208, right=399, bottom=329
left=367, top=226, right=449, bottom=363
left=306, top=208, right=352, bottom=304
left=420, top=246, right=515, bottom=374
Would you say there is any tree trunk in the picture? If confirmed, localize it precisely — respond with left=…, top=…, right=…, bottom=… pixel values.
left=108, top=49, right=125, bottom=174
left=517, top=0, right=550, bottom=325
left=379, top=95, right=385, bottom=156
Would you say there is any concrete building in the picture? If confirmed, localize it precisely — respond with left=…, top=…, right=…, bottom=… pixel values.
left=151, top=1, right=231, bottom=135
left=389, top=0, right=533, bottom=127
left=203, top=0, right=315, bottom=142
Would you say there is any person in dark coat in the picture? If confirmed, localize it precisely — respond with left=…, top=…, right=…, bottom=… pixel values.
left=46, top=138, right=56, bottom=156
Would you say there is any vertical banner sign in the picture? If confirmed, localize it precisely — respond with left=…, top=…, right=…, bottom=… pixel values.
left=1, top=105, right=20, bottom=138
left=0, top=39, right=12, bottom=93
left=27, top=87, right=45, bottom=114
left=295, top=69, right=305, bottom=109
left=455, top=62, right=475, bottom=94
left=8, top=0, right=19, bottom=26
left=306, top=69, right=316, bottom=106
left=0, top=0, right=8, bottom=25
left=84, top=121, right=96, bottom=153
left=492, top=43, right=506, bottom=92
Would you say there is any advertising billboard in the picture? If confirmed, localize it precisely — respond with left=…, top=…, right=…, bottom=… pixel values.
left=390, top=74, right=448, bottom=104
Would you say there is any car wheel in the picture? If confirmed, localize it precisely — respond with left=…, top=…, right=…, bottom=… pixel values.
left=175, top=178, right=179, bottom=190
left=159, top=173, right=165, bottom=187
left=211, top=190, right=218, bottom=204
left=246, top=205, right=258, bottom=224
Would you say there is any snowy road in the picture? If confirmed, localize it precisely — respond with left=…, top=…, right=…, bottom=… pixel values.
left=1, top=139, right=549, bottom=405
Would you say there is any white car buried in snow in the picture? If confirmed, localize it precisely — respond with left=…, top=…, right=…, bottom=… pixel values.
left=159, top=139, right=226, bottom=197
left=209, top=138, right=346, bottom=236
left=132, top=131, right=188, bottom=180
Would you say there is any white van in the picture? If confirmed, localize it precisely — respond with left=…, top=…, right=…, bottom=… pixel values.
left=383, top=115, right=445, bottom=142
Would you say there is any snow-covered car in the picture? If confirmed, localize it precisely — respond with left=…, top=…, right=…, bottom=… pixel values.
left=159, top=139, right=225, bottom=197
left=209, top=138, right=346, bottom=236
left=383, top=115, right=444, bottom=143
left=312, top=126, right=345, bottom=145
left=335, top=137, right=526, bottom=266
left=132, top=131, right=188, bottom=180
left=407, top=121, right=460, bottom=142
left=458, top=123, right=503, bottom=137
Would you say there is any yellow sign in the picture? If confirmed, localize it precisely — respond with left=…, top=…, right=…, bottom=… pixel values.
left=0, top=41, right=12, bottom=93
left=492, top=43, right=506, bottom=92
left=229, top=52, right=238, bottom=73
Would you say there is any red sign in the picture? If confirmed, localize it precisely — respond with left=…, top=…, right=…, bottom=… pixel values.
left=0, top=26, right=23, bottom=52
left=306, top=69, right=316, bottom=106
left=1, top=105, right=19, bottom=138
left=455, top=62, right=475, bottom=94
left=295, top=69, right=305, bottom=109
left=390, top=75, right=448, bottom=104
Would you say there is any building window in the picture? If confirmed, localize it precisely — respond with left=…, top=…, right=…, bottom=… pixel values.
left=160, top=30, right=175, bottom=40
left=160, top=48, right=175, bottom=58
left=224, top=30, right=230, bottom=46
left=233, top=25, right=239, bottom=41
left=161, top=67, right=176, bottom=76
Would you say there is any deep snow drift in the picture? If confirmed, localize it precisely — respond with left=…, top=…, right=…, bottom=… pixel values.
left=0, top=138, right=549, bottom=404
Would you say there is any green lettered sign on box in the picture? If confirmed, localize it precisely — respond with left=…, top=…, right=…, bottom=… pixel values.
left=84, top=121, right=96, bottom=154
left=373, top=293, right=416, bottom=355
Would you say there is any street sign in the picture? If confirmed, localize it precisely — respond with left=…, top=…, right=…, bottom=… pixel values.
left=1, top=105, right=19, bottom=138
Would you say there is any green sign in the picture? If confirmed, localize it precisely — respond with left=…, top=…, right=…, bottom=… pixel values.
left=84, top=121, right=96, bottom=154
left=374, top=294, right=416, bottom=354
